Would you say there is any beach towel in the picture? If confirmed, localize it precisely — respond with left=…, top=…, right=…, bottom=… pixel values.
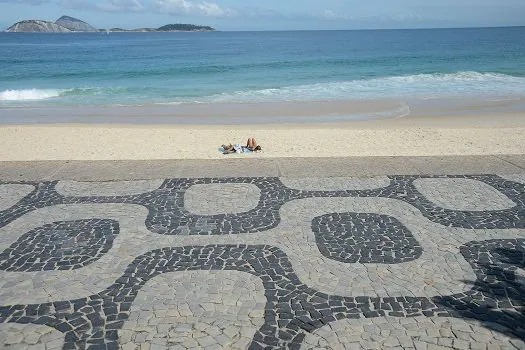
left=219, top=144, right=253, bottom=154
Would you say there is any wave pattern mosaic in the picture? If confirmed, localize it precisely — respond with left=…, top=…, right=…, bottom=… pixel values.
left=0, top=175, right=524, bottom=349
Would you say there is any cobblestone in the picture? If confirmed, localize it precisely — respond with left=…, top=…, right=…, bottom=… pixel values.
left=55, top=180, right=164, bottom=197
left=0, top=174, right=524, bottom=349
left=184, top=183, right=260, bottom=215
left=0, top=184, right=34, bottom=211
left=413, top=178, right=516, bottom=211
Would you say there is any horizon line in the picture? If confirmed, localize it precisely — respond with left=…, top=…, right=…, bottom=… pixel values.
left=220, top=25, right=525, bottom=32
left=2, top=23, right=524, bottom=33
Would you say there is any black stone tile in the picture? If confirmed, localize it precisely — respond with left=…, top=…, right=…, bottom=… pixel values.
left=0, top=174, right=524, bottom=348
left=312, top=212, right=422, bottom=263
left=0, top=219, right=119, bottom=271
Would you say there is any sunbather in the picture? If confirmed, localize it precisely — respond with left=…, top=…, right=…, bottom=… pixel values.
left=222, top=138, right=262, bottom=154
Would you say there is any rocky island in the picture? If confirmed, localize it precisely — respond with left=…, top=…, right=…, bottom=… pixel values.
left=156, top=24, right=215, bottom=31
left=5, top=20, right=72, bottom=33
left=101, top=23, right=215, bottom=32
left=4, top=15, right=216, bottom=32
left=55, top=15, right=98, bottom=32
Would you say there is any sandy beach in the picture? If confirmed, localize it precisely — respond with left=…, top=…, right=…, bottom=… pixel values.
left=1, top=102, right=524, bottom=161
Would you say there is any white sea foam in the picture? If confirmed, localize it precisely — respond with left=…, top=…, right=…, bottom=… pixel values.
left=0, top=89, right=63, bottom=101
left=196, top=72, right=525, bottom=104
left=2, top=72, right=524, bottom=106
left=0, top=87, right=126, bottom=103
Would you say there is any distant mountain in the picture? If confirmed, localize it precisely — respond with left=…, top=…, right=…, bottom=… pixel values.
left=157, top=24, right=215, bottom=31
left=102, top=24, right=216, bottom=32
left=55, top=15, right=97, bottom=32
left=5, top=20, right=71, bottom=33
left=4, top=16, right=216, bottom=33
left=101, top=27, right=155, bottom=32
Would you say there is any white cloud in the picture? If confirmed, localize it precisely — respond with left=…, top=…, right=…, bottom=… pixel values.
left=389, top=13, right=423, bottom=21
left=58, top=0, right=95, bottom=10
left=96, top=0, right=144, bottom=12
left=320, top=9, right=424, bottom=22
left=0, top=0, right=46, bottom=4
left=58, top=0, right=233, bottom=17
left=320, top=9, right=353, bottom=20
left=321, top=10, right=336, bottom=19
left=153, top=0, right=236, bottom=17
left=239, top=6, right=289, bottom=19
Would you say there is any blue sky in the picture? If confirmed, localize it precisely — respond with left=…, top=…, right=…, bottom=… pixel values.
left=1, top=0, right=524, bottom=31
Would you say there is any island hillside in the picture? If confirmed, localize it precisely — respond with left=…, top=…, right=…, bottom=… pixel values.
left=5, top=20, right=71, bottom=33
left=101, top=24, right=215, bottom=32
left=55, top=15, right=98, bottom=32
left=157, top=24, right=215, bottom=31
left=4, top=15, right=216, bottom=32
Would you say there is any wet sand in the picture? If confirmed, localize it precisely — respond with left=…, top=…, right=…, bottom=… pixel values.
left=2, top=96, right=525, bottom=125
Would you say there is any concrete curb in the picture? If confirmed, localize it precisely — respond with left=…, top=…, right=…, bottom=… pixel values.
left=1, top=155, right=524, bottom=181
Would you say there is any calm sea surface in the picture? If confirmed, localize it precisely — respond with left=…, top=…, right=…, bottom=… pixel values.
left=1, top=27, right=524, bottom=108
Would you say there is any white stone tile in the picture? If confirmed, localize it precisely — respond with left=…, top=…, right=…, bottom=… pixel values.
left=0, top=323, right=64, bottom=349
left=184, top=183, right=260, bottom=215
left=55, top=180, right=163, bottom=197
left=0, top=184, right=34, bottom=211
left=414, top=178, right=515, bottom=211
left=280, top=177, right=390, bottom=191
left=498, top=173, right=525, bottom=185
left=120, top=271, right=265, bottom=349
left=302, top=317, right=521, bottom=350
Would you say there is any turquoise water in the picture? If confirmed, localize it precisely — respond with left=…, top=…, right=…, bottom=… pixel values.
left=1, top=27, right=525, bottom=107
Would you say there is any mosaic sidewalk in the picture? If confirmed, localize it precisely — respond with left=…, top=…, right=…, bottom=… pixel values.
left=0, top=174, right=524, bottom=349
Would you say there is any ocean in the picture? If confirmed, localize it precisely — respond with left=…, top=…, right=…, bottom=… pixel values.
left=1, top=27, right=525, bottom=121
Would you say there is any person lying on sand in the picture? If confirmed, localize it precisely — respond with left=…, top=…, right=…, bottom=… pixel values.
left=222, top=138, right=262, bottom=154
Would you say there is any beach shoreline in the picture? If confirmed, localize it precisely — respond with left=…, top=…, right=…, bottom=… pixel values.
left=2, top=96, right=525, bottom=125
left=1, top=108, right=524, bottom=161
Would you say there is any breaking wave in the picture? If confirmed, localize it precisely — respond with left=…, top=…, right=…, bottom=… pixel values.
left=0, top=89, right=63, bottom=101
left=0, top=87, right=131, bottom=102
left=196, top=72, right=525, bottom=103
left=2, top=72, right=524, bottom=105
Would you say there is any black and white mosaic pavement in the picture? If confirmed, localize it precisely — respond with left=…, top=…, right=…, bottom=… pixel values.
left=0, top=174, right=524, bottom=349
left=0, top=219, right=119, bottom=272
left=1, top=175, right=524, bottom=234
left=0, top=243, right=524, bottom=349
left=311, top=213, right=422, bottom=263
